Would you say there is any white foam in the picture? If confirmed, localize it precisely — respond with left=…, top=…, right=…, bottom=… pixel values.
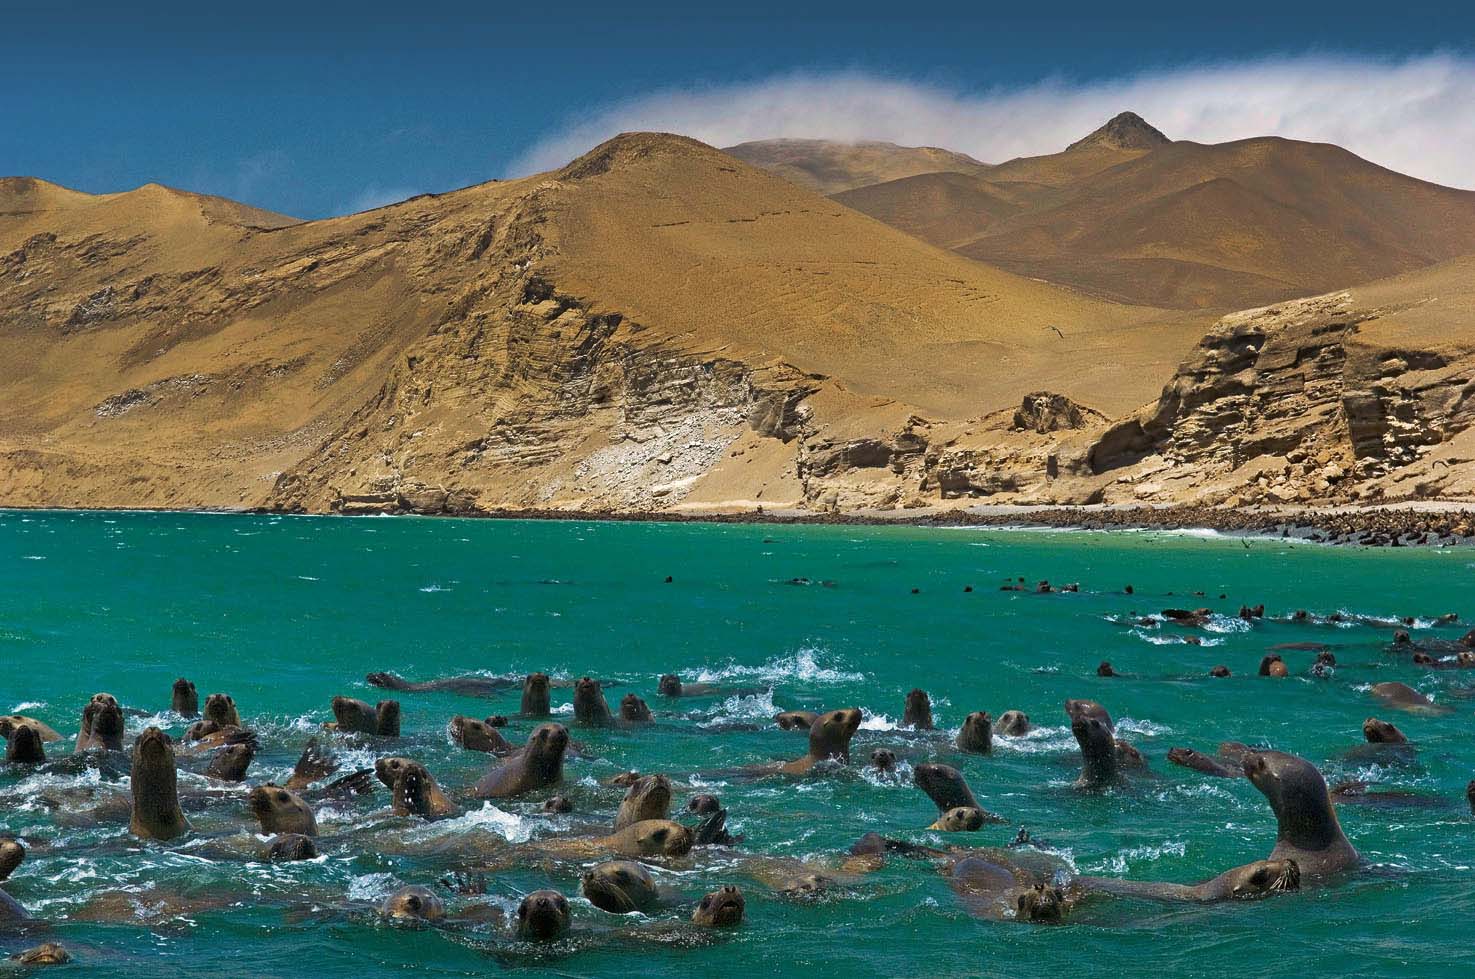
left=699, top=689, right=778, bottom=728
left=692, top=646, right=865, bottom=685
left=858, top=712, right=898, bottom=732
left=1085, top=840, right=1188, bottom=875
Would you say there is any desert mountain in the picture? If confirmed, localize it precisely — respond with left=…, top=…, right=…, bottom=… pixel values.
left=758, top=115, right=1475, bottom=310
left=722, top=138, right=991, bottom=195
left=0, top=134, right=1208, bottom=514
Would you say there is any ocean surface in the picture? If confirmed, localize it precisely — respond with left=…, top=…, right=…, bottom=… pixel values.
left=2, top=510, right=1473, bottom=976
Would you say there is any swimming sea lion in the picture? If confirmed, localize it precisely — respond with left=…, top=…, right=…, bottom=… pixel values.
left=266, top=833, right=318, bottom=862
left=0, top=715, right=62, bottom=743
left=205, top=739, right=254, bottom=782
left=4, top=722, right=45, bottom=764
left=0, top=839, right=22, bottom=882
left=1071, top=712, right=1120, bottom=789
left=903, top=689, right=934, bottom=730
left=691, top=885, right=744, bottom=927
left=929, top=806, right=989, bottom=831
left=1209, top=665, right=1231, bottom=677
left=1064, top=699, right=1112, bottom=730
left=515, top=890, right=571, bottom=940
left=77, top=697, right=125, bottom=752
left=573, top=678, right=616, bottom=727
left=248, top=783, right=318, bottom=837
left=543, top=795, right=574, bottom=814
left=449, top=715, right=512, bottom=753
left=598, top=819, right=693, bottom=857
left=946, top=853, right=1066, bottom=923
left=201, top=693, right=241, bottom=728
left=619, top=694, right=653, bottom=723
left=956, top=712, right=992, bottom=754
left=775, top=710, right=819, bottom=731
left=171, top=678, right=199, bottom=717
left=912, top=763, right=1004, bottom=823
left=1075, top=857, right=1300, bottom=902
left=869, top=748, right=898, bottom=772
left=778, top=709, right=862, bottom=774
left=1242, top=750, right=1359, bottom=877
left=1259, top=654, right=1288, bottom=677
left=1362, top=717, right=1408, bottom=744
left=1370, top=682, right=1451, bottom=714
left=285, top=737, right=337, bottom=790
left=1097, top=662, right=1117, bottom=677
left=472, top=723, right=568, bottom=798
left=613, top=774, right=672, bottom=831
left=688, top=794, right=723, bottom=816
left=329, top=696, right=401, bottom=736
left=996, top=710, right=1030, bottom=736
left=9, top=944, right=70, bottom=965
left=521, top=673, right=551, bottom=716
left=366, top=672, right=516, bottom=697
left=381, top=885, right=445, bottom=922
left=378, top=759, right=458, bottom=820
left=1167, top=746, right=1240, bottom=778
left=130, top=727, right=190, bottom=840
left=582, top=860, right=660, bottom=913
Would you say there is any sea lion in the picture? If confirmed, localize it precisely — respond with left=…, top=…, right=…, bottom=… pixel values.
left=692, top=804, right=741, bottom=846
left=1242, top=750, right=1359, bottom=877
left=1075, top=858, right=1300, bottom=902
left=573, top=678, right=616, bottom=727
left=205, top=739, right=254, bottom=782
left=869, top=748, right=898, bottom=773
left=613, top=774, right=672, bottom=831
left=582, top=860, right=660, bottom=913
left=996, top=711, right=1030, bottom=736
left=171, top=678, right=199, bottom=716
left=381, top=885, right=445, bottom=922
left=248, top=783, right=318, bottom=837
left=775, top=710, right=819, bottom=731
left=1167, top=746, right=1239, bottom=778
left=946, top=853, right=1069, bottom=923
left=366, top=671, right=516, bottom=697
left=515, top=890, right=571, bottom=941
left=0, top=839, right=22, bottom=882
left=1240, top=604, right=1266, bottom=619
left=777, top=708, right=862, bottom=774
left=130, top=727, right=190, bottom=840
left=378, top=759, right=458, bottom=820
left=1259, top=654, right=1288, bottom=677
left=9, top=944, right=70, bottom=965
left=1071, top=712, right=1120, bottom=789
left=956, top=712, right=993, bottom=754
left=903, top=689, right=934, bottom=730
left=76, top=697, right=125, bottom=752
left=0, top=715, right=62, bottom=743
left=912, top=763, right=1004, bottom=823
left=1362, top=717, right=1408, bottom=744
left=201, top=693, right=241, bottom=728
left=285, top=737, right=336, bottom=791
left=521, top=673, right=551, bottom=716
left=1163, top=607, right=1213, bottom=628
left=543, top=795, right=574, bottom=814
left=266, top=833, right=318, bottom=862
left=929, top=806, right=989, bottom=831
left=619, top=694, right=653, bottom=723
left=1370, top=682, right=1451, bottom=714
left=4, top=722, right=45, bottom=764
left=329, top=696, right=401, bottom=736
left=1096, top=661, right=1117, bottom=677
left=691, top=885, right=744, bottom=927
left=472, top=723, right=568, bottom=798
left=599, top=819, right=693, bottom=857
left=449, top=715, right=512, bottom=753
left=1064, top=699, right=1112, bottom=730
left=1209, top=665, right=1231, bottom=677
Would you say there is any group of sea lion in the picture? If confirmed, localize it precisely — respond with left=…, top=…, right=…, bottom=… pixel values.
left=3, top=596, right=1473, bottom=962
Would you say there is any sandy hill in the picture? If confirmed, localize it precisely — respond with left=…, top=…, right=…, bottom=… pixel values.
left=722, top=138, right=991, bottom=195
left=771, top=115, right=1475, bottom=310
left=0, top=134, right=1208, bottom=515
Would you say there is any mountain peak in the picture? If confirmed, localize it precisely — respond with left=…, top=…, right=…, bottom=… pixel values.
left=1066, top=112, right=1170, bottom=152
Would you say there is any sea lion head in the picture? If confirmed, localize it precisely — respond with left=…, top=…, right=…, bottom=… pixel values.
left=381, top=885, right=445, bottom=922
left=542, top=795, right=573, bottom=814
left=1209, top=665, right=1231, bottom=677
left=203, top=693, right=238, bottom=727
left=581, top=860, right=657, bottom=913
left=525, top=723, right=570, bottom=773
left=775, top=710, right=818, bottom=731
left=206, top=741, right=254, bottom=782
left=779, top=873, right=832, bottom=900
left=931, top=806, right=987, bottom=831
left=868, top=748, right=898, bottom=772
left=658, top=674, right=683, bottom=697
left=266, top=833, right=318, bottom=862
left=374, top=756, right=414, bottom=788
left=330, top=696, right=378, bottom=733
left=691, top=885, right=744, bottom=927
left=131, top=727, right=189, bottom=840
left=1016, top=883, right=1065, bottom=923
left=521, top=673, right=551, bottom=714
left=1362, top=717, right=1407, bottom=744
left=996, top=710, right=1031, bottom=736
left=808, top=708, right=862, bottom=763
left=248, top=783, right=317, bottom=836
left=133, top=726, right=174, bottom=767
left=10, top=944, right=71, bottom=966
left=619, top=693, right=652, bottom=722
left=450, top=715, right=508, bottom=752
left=0, top=838, right=24, bottom=881
left=913, top=763, right=975, bottom=811
left=903, top=689, right=933, bottom=729
left=1071, top=714, right=1118, bottom=781
left=171, top=678, right=199, bottom=716
left=957, top=711, right=993, bottom=753
left=515, top=890, right=571, bottom=941
left=624, top=819, right=692, bottom=856
left=5, top=722, right=45, bottom=764
left=374, top=700, right=401, bottom=736
left=81, top=698, right=125, bottom=751
left=1223, top=858, right=1300, bottom=899
left=617, top=774, right=672, bottom=826
left=572, top=678, right=610, bottom=723
left=687, top=793, right=722, bottom=815
left=1259, top=654, right=1287, bottom=677
left=1242, top=751, right=1339, bottom=849
left=389, top=762, right=436, bottom=818
left=1063, top=699, right=1112, bottom=730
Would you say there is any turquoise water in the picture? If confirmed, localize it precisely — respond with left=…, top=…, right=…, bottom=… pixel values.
left=2, top=510, right=1473, bottom=976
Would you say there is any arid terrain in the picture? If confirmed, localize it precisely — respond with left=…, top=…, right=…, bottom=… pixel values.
left=4, top=115, right=1475, bottom=530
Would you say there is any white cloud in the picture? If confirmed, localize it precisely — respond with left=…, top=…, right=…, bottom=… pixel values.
left=510, top=53, right=1475, bottom=190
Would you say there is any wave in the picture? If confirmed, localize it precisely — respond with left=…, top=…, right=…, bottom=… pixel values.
left=692, top=646, right=866, bottom=685
left=1082, top=840, right=1188, bottom=875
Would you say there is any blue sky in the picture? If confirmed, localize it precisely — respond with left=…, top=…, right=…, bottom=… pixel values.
left=4, top=1, right=1473, bottom=218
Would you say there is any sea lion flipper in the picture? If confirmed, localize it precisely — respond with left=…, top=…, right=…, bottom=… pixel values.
left=306, top=768, right=376, bottom=802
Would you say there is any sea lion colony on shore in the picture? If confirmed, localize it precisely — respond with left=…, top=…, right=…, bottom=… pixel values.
left=1, top=595, right=1473, bottom=964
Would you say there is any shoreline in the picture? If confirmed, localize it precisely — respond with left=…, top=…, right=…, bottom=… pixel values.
left=5, top=501, right=1474, bottom=546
